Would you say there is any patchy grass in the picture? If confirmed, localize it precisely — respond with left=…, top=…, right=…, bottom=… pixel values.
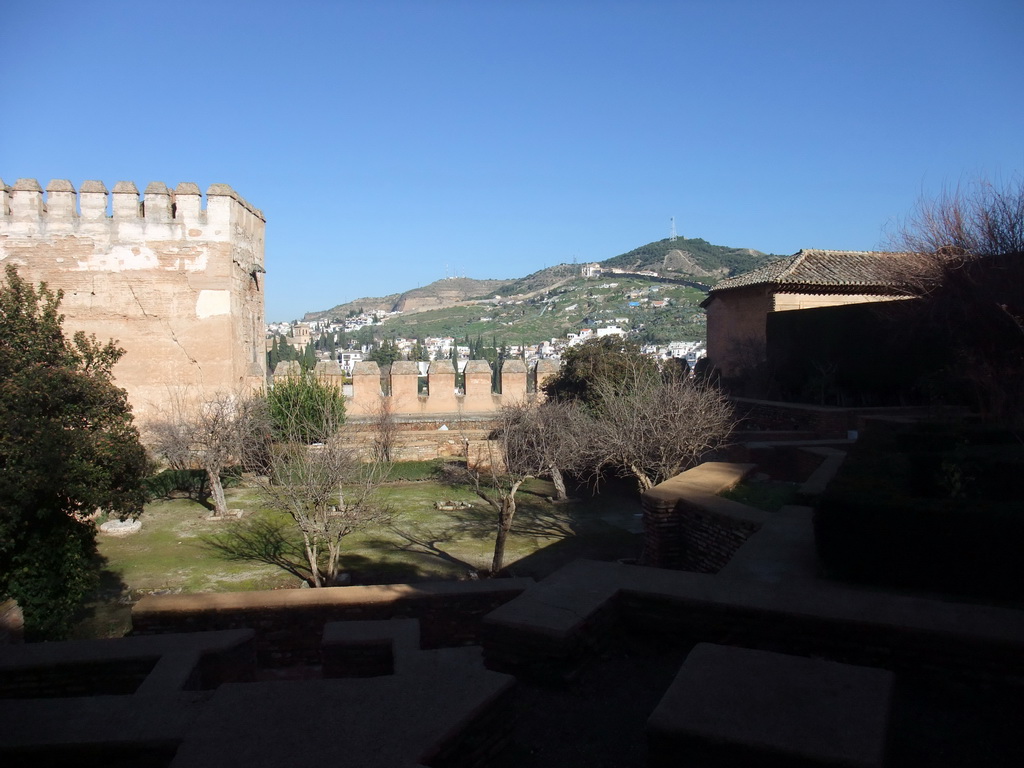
left=75, top=476, right=643, bottom=638
left=720, top=478, right=800, bottom=512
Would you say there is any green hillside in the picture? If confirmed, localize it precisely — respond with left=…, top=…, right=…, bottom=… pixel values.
left=369, top=275, right=709, bottom=346
left=601, top=236, right=770, bottom=278
left=304, top=235, right=778, bottom=346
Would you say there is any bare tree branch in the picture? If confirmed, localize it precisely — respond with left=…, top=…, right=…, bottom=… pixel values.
left=241, top=380, right=391, bottom=586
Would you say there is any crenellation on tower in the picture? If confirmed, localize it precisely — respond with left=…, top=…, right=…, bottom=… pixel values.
left=143, top=182, right=172, bottom=223
left=173, top=182, right=202, bottom=225
left=44, top=179, right=77, bottom=215
left=111, top=181, right=140, bottom=219
left=79, top=180, right=108, bottom=220
left=10, top=178, right=45, bottom=221
left=0, top=179, right=266, bottom=245
left=341, top=358, right=560, bottom=419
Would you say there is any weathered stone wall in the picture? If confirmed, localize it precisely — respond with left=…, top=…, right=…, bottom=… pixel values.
left=132, top=579, right=533, bottom=667
left=0, top=178, right=266, bottom=423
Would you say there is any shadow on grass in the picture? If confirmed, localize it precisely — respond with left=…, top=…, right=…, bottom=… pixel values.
left=201, top=516, right=311, bottom=583
left=200, top=514, right=471, bottom=586
left=71, top=553, right=132, bottom=639
left=385, top=524, right=481, bottom=573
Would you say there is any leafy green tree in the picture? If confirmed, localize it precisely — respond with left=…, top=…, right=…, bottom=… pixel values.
left=265, top=371, right=346, bottom=444
left=542, top=337, right=659, bottom=408
left=369, top=338, right=400, bottom=366
left=300, top=341, right=317, bottom=371
left=0, top=266, right=149, bottom=639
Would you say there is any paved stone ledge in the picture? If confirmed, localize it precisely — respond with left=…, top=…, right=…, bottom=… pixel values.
left=0, top=629, right=256, bottom=698
left=648, top=643, right=893, bottom=768
left=718, top=506, right=820, bottom=584
left=0, top=619, right=516, bottom=768
left=483, top=559, right=1024, bottom=681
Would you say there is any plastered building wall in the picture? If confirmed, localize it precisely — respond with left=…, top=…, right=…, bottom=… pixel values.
left=0, top=178, right=266, bottom=422
left=705, top=288, right=901, bottom=379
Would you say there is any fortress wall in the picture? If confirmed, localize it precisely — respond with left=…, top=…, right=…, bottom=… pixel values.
left=329, top=358, right=559, bottom=419
left=0, top=178, right=266, bottom=423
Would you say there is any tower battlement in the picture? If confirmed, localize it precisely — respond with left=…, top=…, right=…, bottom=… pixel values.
left=0, top=178, right=264, bottom=245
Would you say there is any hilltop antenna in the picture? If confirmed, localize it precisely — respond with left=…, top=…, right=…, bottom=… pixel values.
left=669, top=217, right=677, bottom=242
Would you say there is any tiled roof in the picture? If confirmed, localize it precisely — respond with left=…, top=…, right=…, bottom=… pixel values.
left=709, top=250, right=910, bottom=293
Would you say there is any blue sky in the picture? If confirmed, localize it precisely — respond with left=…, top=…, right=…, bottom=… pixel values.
left=3, top=1, right=1022, bottom=321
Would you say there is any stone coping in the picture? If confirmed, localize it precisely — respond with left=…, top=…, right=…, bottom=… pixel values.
left=134, top=578, right=534, bottom=617
left=0, top=628, right=252, bottom=670
left=643, top=462, right=757, bottom=506
left=0, top=627, right=515, bottom=768
left=167, top=665, right=514, bottom=768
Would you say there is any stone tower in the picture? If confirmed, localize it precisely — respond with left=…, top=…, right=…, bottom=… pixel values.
left=0, top=178, right=266, bottom=422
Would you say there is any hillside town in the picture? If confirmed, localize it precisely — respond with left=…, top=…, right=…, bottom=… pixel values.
left=267, top=267, right=708, bottom=376
left=267, top=314, right=706, bottom=375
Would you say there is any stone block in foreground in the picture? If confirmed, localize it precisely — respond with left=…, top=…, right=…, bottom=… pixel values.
left=647, top=643, right=893, bottom=768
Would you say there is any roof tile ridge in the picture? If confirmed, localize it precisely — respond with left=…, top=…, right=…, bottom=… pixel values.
left=776, top=250, right=807, bottom=281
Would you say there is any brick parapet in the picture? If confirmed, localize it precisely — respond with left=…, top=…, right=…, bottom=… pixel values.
left=132, top=579, right=534, bottom=667
left=640, top=462, right=760, bottom=570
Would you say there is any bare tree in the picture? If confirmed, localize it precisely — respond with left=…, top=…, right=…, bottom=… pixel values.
left=444, top=404, right=557, bottom=574
left=148, top=393, right=251, bottom=517
left=886, top=178, right=1024, bottom=422
left=581, top=375, right=735, bottom=492
left=242, top=388, right=390, bottom=587
left=369, top=394, right=399, bottom=463
left=502, top=400, right=586, bottom=502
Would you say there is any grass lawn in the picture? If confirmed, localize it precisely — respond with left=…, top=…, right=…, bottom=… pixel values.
left=74, top=475, right=644, bottom=639
left=719, top=476, right=800, bottom=512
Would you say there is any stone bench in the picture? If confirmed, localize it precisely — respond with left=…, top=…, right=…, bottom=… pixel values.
left=647, top=643, right=893, bottom=768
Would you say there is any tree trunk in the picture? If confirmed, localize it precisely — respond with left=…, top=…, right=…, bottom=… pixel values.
left=490, top=488, right=520, bottom=575
left=206, top=467, right=229, bottom=517
left=326, top=540, right=341, bottom=583
left=302, top=532, right=322, bottom=587
left=631, top=466, right=654, bottom=493
left=549, top=464, right=568, bottom=501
